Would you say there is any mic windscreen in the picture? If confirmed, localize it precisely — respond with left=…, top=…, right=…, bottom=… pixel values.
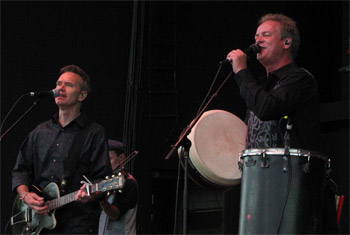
left=243, top=44, right=261, bottom=56
left=52, top=89, right=60, bottom=98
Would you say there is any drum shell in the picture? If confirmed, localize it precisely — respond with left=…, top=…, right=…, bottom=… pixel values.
left=179, top=150, right=237, bottom=191
left=239, top=148, right=328, bottom=234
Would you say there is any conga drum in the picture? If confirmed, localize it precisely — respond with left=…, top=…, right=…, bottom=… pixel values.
left=239, top=148, right=329, bottom=234
left=179, top=109, right=247, bottom=190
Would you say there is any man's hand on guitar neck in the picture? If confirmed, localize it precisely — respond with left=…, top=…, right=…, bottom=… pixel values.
left=75, top=184, right=103, bottom=203
left=17, top=185, right=49, bottom=215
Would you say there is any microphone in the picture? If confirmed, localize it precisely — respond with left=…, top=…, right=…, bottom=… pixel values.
left=283, top=116, right=293, bottom=155
left=220, top=44, right=261, bottom=64
left=286, top=117, right=293, bottom=131
left=29, top=89, right=60, bottom=98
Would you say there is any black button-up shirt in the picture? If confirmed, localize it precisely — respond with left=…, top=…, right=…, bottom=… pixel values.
left=12, top=113, right=112, bottom=233
left=235, top=62, right=321, bottom=151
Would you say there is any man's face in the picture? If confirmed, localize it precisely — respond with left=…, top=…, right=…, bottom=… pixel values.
left=55, top=72, right=87, bottom=108
left=255, top=20, right=286, bottom=66
left=109, top=150, right=125, bottom=170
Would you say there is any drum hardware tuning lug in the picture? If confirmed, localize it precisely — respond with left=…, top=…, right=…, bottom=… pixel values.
left=238, top=161, right=243, bottom=171
left=303, top=152, right=311, bottom=173
left=238, top=153, right=245, bottom=170
left=282, top=156, right=288, bottom=172
left=245, top=158, right=256, bottom=167
left=260, top=151, right=270, bottom=168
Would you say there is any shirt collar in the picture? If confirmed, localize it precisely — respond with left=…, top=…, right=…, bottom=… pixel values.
left=51, top=112, right=88, bottom=129
left=268, top=62, right=297, bottom=80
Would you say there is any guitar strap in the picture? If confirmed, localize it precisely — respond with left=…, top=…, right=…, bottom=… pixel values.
left=60, top=120, right=92, bottom=194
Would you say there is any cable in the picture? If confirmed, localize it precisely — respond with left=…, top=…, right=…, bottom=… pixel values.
left=277, top=116, right=287, bottom=139
left=277, top=154, right=292, bottom=234
left=212, top=191, right=223, bottom=212
left=0, top=93, right=28, bottom=135
left=276, top=115, right=293, bottom=234
left=195, top=64, right=224, bottom=117
left=4, top=219, right=11, bottom=234
left=173, top=146, right=183, bottom=234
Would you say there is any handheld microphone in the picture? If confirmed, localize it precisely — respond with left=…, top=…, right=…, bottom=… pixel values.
left=220, top=44, right=261, bottom=64
left=29, top=89, right=60, bottom=98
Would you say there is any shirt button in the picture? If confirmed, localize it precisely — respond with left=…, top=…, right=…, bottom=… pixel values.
left=53, top=159, right=56, bottom=162
left=51, top=176, right=54, bottom=179
left=56, top=143, right=59, bottom=147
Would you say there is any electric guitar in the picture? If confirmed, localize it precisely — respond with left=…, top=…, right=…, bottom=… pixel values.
left=11, top=174, right=124, bottom=235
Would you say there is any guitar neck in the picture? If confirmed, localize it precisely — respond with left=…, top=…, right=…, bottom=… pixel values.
left=48, top=183, right=98, bottom=210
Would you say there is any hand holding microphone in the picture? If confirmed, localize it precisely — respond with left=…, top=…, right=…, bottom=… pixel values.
left=221, top=44, right=261, bottom=73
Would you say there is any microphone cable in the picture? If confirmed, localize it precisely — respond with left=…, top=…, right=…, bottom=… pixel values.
left=171, top=62, right=228, bottom=233
left=173, top=145, right=183, bottom=234
left=195, top=63, right=224, bottom=117
left=276, top=116, right=293, bottom=234
left=0, top=93, right=36, bottom=141
left=276, top=152, right=292, bottom=234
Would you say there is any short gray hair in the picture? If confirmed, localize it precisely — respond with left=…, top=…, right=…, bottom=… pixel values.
left=258, top=13, right=300, bottom=59
left=60, top=64, right=91, bottom=93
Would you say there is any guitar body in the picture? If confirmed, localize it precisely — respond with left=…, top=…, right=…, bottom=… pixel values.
left=12, top=182, right=59, bottom=235
left=11, top=174, right=124, bottom=235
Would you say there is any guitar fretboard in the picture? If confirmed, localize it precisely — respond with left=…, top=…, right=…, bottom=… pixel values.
left=47, top=184, right=98, bottom=210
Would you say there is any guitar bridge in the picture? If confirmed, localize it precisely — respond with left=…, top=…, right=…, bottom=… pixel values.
left=11, top=207, right=32, bottom=225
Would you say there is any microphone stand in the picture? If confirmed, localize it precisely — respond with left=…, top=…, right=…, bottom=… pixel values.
left=164, top=68, right=233, bottom=234
left=0, top=98, right=40, bottom=142
left=164, top=71, right=232, bottom=161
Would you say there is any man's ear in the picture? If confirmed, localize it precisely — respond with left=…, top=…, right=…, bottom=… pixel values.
left=284, top=38, right=292, bottom=48
left=79, top=91, right=88, bottom=102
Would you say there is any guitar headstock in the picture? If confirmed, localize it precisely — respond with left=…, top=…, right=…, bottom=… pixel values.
left=98, top=173, right=125, bottom=192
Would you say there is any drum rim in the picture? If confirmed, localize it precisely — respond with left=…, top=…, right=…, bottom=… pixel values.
left=239, top=148, right=329, bottom=161
left=187, top=109, right=247, bottom=187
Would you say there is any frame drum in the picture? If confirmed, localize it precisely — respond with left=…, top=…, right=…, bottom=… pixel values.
left=179, top=109, right=247, bottom=190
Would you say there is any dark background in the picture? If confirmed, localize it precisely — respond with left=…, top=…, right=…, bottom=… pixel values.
left=1, top=1, right=349, bottom=234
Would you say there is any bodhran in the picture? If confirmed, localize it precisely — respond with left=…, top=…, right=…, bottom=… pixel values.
left=178, top=109, right=247, bottom=190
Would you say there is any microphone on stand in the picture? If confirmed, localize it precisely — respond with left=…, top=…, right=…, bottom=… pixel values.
left=220, top=44, right=261, bottom=64
left=28, top=89, right=60, bottom=98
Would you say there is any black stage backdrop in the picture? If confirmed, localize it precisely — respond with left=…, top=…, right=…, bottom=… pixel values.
left=1, top=1, right=349, bottom=234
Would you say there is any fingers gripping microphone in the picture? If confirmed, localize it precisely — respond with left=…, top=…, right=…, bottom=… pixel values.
left=220, top=44, right=261, bottom=64
left=29, top=89, right=60, bottom=98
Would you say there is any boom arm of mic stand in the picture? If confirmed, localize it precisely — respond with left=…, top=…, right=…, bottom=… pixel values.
left=164, top=71, right=233, bottom=160
left=0, top=99, right=40, bottom=142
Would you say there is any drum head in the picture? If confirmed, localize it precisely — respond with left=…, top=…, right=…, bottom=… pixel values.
left=187, top=109, right=247, bottom=187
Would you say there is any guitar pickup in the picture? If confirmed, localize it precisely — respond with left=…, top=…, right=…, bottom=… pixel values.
left=11, top=207, right=32, bottom=225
